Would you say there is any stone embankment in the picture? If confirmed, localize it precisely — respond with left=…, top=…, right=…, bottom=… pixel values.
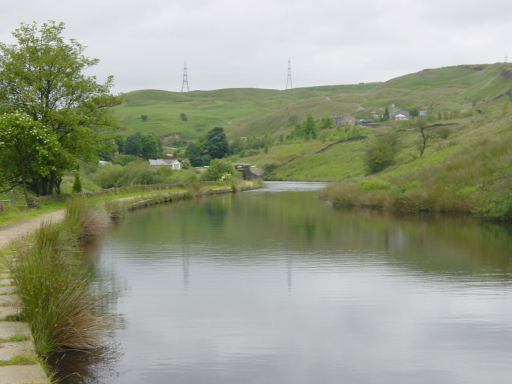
left=0, top=269, right=48, bottom=384
left=0, top=211, right=63, bottom=383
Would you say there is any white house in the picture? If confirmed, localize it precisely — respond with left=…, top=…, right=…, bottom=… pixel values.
left=148, top=159, right=181, bottom=170
left=394, top=113, right=409, bottom=121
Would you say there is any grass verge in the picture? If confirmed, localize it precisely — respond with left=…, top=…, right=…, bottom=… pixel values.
left=0, top=354, right=39, bottom=366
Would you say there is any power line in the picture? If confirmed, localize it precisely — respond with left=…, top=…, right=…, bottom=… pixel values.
left=286, top=59, right=292, bottom=89
left=181, top=61, right=190, bottom=92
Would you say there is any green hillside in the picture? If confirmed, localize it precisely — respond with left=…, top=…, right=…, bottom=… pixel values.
left=114, top=63, right=512, bottom=219
left=114, top=63, right=512, bottom=140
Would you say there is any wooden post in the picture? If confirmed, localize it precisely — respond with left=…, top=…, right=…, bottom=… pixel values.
left=10, top=190, right=15, bottom=207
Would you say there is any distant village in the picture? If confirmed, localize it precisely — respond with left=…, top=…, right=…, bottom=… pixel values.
left=332, top=104, right=428, bottom=127
left=99, top=154, right=182, bottom=170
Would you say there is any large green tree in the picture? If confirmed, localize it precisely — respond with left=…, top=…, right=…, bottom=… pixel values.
left=0, top=112, right=63, bottom=204
left=206, top=127, right=229, bottom=159
left=0, top=21, right=121, bottom=194
left=304, top=113, right=317, bottom=140
left=185, top=142, right=204, bottom=167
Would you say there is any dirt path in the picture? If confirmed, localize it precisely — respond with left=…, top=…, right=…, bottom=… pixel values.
left=0, top=192, right=165, bottom=250
left=0, top=209, right=66, bottom=250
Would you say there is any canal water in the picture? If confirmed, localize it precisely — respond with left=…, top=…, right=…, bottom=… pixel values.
left=68, top=182, right=512, bottom=383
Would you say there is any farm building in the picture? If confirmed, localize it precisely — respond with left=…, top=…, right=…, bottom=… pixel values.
left=148, top=159, right=181, bottom=170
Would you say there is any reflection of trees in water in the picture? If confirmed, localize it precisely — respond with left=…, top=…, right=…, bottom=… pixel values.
left=303, top=217, right=316, bottom=243
left=113, top=191, right=512, bottom=277
left=201, top=198, right=229, bottom=229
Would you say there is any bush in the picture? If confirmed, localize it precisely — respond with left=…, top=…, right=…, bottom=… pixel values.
left=112, top=154, right=138, bottom=166
left=72, top=174, right=82, bottom=193
left=180, top=158, right=191, bottom=169
left=365, top=133, right=399, bottom=174
left=476, top=178, right=512, bottom=220
left=94, top=161, right=159, bottom=188
left=201, top=159, right=235, bottom=181
left=435, top=126, right=451, bottom=139
left=64, top=197, right=108, bottom=239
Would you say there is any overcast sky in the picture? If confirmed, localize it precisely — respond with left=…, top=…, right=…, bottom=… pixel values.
left=1, top=0, right=511, bottom=93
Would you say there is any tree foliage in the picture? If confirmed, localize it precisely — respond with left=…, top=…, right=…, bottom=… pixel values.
left=124, top=133, right=143, bottom=156
left=185, top=142, right=204, bottom=167
left=0, top=21, right=121, bottom=195
left=290, top=113, right=317, bottom=140
left=382, top=107, right=390, bottom=121
left=206, top=127, right=229, bottom=159
left=365, top=133, right=399, bottom=174
left=417, top=119, right=429, bottom=157
left=185, top=127, right=230, bottom=166
left=72, top=173, right=82, bottom=193
left=319, top=117, right=334, bottom=130
left=117, top=133, right=161, bottom=159
left=0, top=112, right=62, bottom=204
left=201, top=159, right=235, bottom=181
left=230, top=135, right=271, bottom=155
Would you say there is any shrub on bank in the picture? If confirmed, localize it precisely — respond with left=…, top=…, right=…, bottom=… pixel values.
left=94, top=161, right=202, bottom=189
left=64, top=197, right=109, bottom=239
left=201, top=159, right=235, bottom=181
left=364, top=133, right=399, bottom=174
left=476, top=177, right=512, bottom=221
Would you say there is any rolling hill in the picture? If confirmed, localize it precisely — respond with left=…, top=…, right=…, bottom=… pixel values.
left=114, top=63, right=512, bottom=140
left=114, top=63, right=512, bottom=219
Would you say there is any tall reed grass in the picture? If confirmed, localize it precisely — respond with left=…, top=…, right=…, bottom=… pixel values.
left=64, top=197, right=109, bottom=239
left=9, top=199, right=111, bottom=357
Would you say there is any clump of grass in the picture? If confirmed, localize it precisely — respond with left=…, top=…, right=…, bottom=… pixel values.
left=1, top=313, right=24, bottom=321
left=360, top=179, right=391, bottom=191
left=0, top=354, right=38, bottom=366
left=104, top=199, right=126, bottom=221
left=0, top=334, right=31, bottom=343
left=64, top=197, right=109, bottom=239
left=9, top=222, right=110, bottom=356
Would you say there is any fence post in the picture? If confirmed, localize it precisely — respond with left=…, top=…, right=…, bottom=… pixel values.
left=10, top=190, right=15, bottom=207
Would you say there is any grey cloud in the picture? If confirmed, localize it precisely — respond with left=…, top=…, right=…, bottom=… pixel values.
left=1, top=0, right=511, bottom=92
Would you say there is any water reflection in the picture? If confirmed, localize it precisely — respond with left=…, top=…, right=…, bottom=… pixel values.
left=74, top=182, right=512, bottom=384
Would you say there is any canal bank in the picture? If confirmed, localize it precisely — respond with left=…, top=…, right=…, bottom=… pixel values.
left=0, top=268, right=48, bottom=384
